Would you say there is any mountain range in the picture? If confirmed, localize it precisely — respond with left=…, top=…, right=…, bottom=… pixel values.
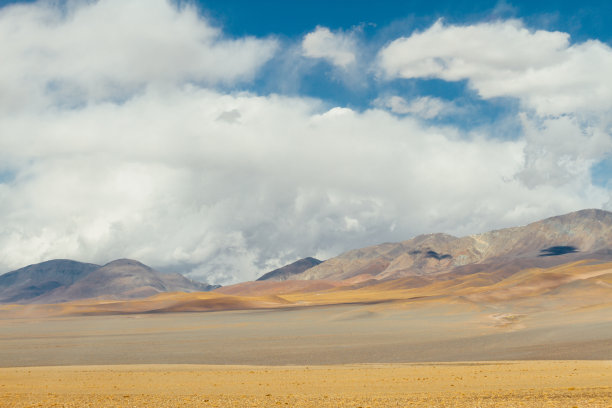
left=258, top=208, right=612, bottom=282
left=1, top=208, right=611, bottom=308
left=0, top=259, right=218, bottom=304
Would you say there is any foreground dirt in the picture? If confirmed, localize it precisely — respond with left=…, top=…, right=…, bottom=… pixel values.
left=1, top=361, right=611, bottom=407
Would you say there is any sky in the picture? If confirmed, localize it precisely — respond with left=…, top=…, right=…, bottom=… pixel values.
left=0, top=0, right=611, bottom=284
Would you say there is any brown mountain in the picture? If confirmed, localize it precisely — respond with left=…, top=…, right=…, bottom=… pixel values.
left=0, top=259, right=99, bottom=303
left=256, top=257, right=323, bottom=281
left=0, top=259, right=219, bottom=304
left=290, top=209, right=612, bottom=281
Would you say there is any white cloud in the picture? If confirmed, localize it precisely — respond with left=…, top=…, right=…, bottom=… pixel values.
left=378, top=19, right=612, bottom=188
left=378, top=19, right=612, bottom=116
left=302, top=26, right=356, bottom=68
left=517, top=113, right=612, bottom=187
left=1, top=86, right=607, bottom=283
left=0, top=5, right=609, bottom=285
left=0, top=0, right=277, bottom=112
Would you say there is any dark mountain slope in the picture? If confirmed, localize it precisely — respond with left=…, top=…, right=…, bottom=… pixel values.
left=256, top=257, right=323, bottom=281
left=0, top=259, right=99, bottom=303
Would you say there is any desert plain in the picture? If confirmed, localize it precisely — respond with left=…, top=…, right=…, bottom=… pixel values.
left=2, top=259, right=612, bottom=407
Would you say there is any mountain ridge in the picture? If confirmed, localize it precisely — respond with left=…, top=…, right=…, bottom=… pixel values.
left=0, top=258, right=219, bottom=304
left=2, top=208, right=611, bottom=304
left=290, top=208, right=612, bottom=281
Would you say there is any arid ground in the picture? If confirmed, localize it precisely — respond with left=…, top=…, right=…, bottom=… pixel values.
left=2, top=361, right=611, bottom=407
left=1, top=302, right=612, bottom=366
left=1, top=304, right=612, bottom=407
left=1, top=259, right=611, bottom=406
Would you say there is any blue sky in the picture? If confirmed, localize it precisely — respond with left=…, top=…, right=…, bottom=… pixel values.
left=200, top=0, right=612, bottom=146
left=197, top=0, right=612, bottom=39
left=0, top=0, right=611, bottom=282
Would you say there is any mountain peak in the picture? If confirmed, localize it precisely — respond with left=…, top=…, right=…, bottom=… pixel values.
left=0, top=260, right=100, bottom=303
left=257, top=257, right=323, bottom=281
left=102, top=259, right=151, bottom=269
left=0, top=258, right=218, bottom=304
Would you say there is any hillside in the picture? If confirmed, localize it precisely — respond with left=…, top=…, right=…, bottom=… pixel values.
left=0, top=260, right=100, bottom=303
left=291, top=209, right=612, bottom=281
left=0, top=259, right=218, bottom=304
left=256, top=257, right=323, bottom=281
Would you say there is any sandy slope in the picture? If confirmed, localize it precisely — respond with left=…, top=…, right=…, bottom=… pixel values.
left=2, top=362, right=611, bottom=407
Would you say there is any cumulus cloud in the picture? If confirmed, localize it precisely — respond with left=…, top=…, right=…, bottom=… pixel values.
left=1, top=85, right=607, bottom=282
left=0, top=4, right=610, bottom=284
left=0, top=0, right=277, bottom=112
left=516, top=113, right=612, bottom=187
left=302, top=26, right=357, bottom=68
left=378, top=19, right=612, bottom=116
left=378, top=19, right=612, bottom=188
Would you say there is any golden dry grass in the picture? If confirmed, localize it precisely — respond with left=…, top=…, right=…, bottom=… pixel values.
left=1, top=361, right=611, bottom=407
